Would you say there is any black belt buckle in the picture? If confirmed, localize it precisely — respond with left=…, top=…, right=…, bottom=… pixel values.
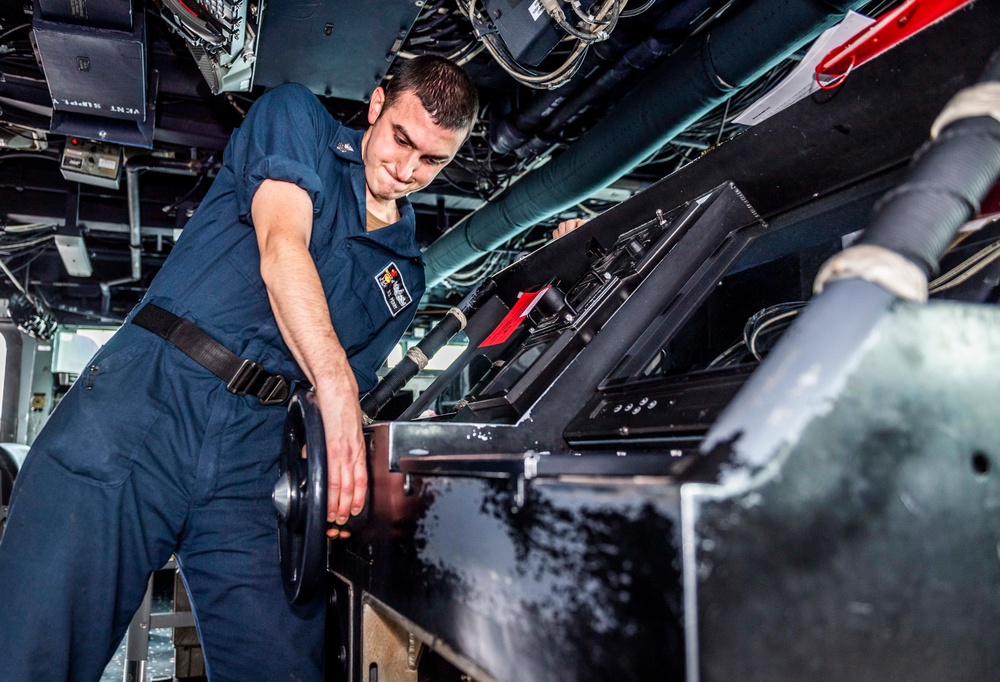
left=258, top=374, right=290, bottom=406
left=227, top=359, right=289, bottom=405
left=227, top=358, right=266, bottom=396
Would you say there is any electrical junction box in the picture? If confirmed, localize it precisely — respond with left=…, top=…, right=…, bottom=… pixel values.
left=254, top=0, right=425, bottom=102
left=55, top=234, right=94, bottom=277
left=480, top=0, right=601, bottom=66
left=60, top=140, right=122, bottom=189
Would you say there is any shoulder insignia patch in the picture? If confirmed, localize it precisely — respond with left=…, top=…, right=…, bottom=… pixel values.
left=375, top=262, right=412, bottom=317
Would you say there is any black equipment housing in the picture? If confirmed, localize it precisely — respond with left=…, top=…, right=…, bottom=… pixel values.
left=320, top=6, right=1000, bottom=681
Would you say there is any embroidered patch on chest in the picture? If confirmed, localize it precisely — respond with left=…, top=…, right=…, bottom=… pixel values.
left=375, top=262, right=412, bottom=317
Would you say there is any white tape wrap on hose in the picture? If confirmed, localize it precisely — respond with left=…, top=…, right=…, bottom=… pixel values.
left=448, top=307, right=468, bottom=330
left=405, top=347, right=429, bottom=371
left=813, top=244, right=929, bottom=302
left=931, top=82, right=1000, bottom=139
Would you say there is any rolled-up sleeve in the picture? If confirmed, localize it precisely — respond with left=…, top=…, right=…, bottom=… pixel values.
left=230, top=83, right=333, bottom=225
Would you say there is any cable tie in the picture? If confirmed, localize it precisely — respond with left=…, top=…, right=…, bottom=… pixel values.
left=470, top=17, right=499, bottom=39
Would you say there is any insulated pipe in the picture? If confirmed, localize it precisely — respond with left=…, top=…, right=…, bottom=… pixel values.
left=424, top=0, right=863, bottom=287
left=489, top=0, right=685, bottom=155
left=126, top=166, right=142, bottom=281
left=513, top=0, right=714, bottom=158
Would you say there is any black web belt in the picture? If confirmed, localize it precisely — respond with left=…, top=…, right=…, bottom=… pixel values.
left=132, top=304, right=290, bottom=406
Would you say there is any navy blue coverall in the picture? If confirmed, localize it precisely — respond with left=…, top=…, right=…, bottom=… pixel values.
left=0, top=83, right=424, bottom=681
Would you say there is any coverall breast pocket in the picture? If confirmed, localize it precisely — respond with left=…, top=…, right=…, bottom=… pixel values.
left=330, top=283, right=376, bottom=356
left=39, top=339, right=163, bottom=488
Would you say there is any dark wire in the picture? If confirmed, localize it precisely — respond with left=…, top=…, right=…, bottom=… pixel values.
left=8, top=243, right=51, bottom=274
left=0, top=23, right=31, bottom=42
left=0, top=152, right=61, bottom=163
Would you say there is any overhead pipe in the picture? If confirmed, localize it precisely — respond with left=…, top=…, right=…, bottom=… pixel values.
left=99, top=157, right=209, bottom=315
left=514, top=0, right=719, bottom=158
left=424, top=0, right=865, bottom=287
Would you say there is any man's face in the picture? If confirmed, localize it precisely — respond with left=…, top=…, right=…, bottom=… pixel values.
left=362, top=87, right=468, bottom=203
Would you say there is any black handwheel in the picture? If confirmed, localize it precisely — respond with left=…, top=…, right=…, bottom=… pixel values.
left=272, top=387, right=327, bottom=605
left=0, top=445, right=20, bottom=539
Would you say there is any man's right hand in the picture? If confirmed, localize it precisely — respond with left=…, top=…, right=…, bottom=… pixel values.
left=315, top=373, right=368, bottom=539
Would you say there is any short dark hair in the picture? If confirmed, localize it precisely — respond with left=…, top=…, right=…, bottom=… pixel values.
left=383, top=55, right=479, bottom=131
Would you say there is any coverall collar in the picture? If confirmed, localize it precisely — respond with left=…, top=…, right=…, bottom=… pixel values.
left=337, top=126, right=424, bottom=262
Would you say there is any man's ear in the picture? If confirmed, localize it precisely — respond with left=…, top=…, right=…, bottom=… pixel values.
left=368, top=87, right=386, bottom=125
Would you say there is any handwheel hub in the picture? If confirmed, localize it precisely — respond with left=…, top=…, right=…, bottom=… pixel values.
left=272, top=470, right=292, bottom=518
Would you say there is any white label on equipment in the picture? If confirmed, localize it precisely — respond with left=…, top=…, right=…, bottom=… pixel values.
left=528, top=0, right=544, bottom=21
left=97, top=158, right=117, bottom=171
left=732, top=11, right=875, bottom=127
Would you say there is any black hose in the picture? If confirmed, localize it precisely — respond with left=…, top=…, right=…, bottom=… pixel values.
left=360, top=279, right=497, bottom=420
left=860, top=49, right=1000, bottom=277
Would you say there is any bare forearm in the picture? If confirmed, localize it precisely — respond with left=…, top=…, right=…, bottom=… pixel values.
left=260, top=244, right=355, bottom=394
left=251, top=179, right=368, bottom=530
left=252, top=179, right=353, bottom=393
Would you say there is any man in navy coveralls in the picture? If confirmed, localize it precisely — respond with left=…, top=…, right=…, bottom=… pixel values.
left=0, top=56, right=478, bottom=681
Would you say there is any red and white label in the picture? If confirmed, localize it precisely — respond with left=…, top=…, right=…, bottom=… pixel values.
left=479, top=286, right=551, bottom=348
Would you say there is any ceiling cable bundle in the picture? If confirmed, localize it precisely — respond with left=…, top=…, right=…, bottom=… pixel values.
left=458, top=0, right=633, bottom=89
